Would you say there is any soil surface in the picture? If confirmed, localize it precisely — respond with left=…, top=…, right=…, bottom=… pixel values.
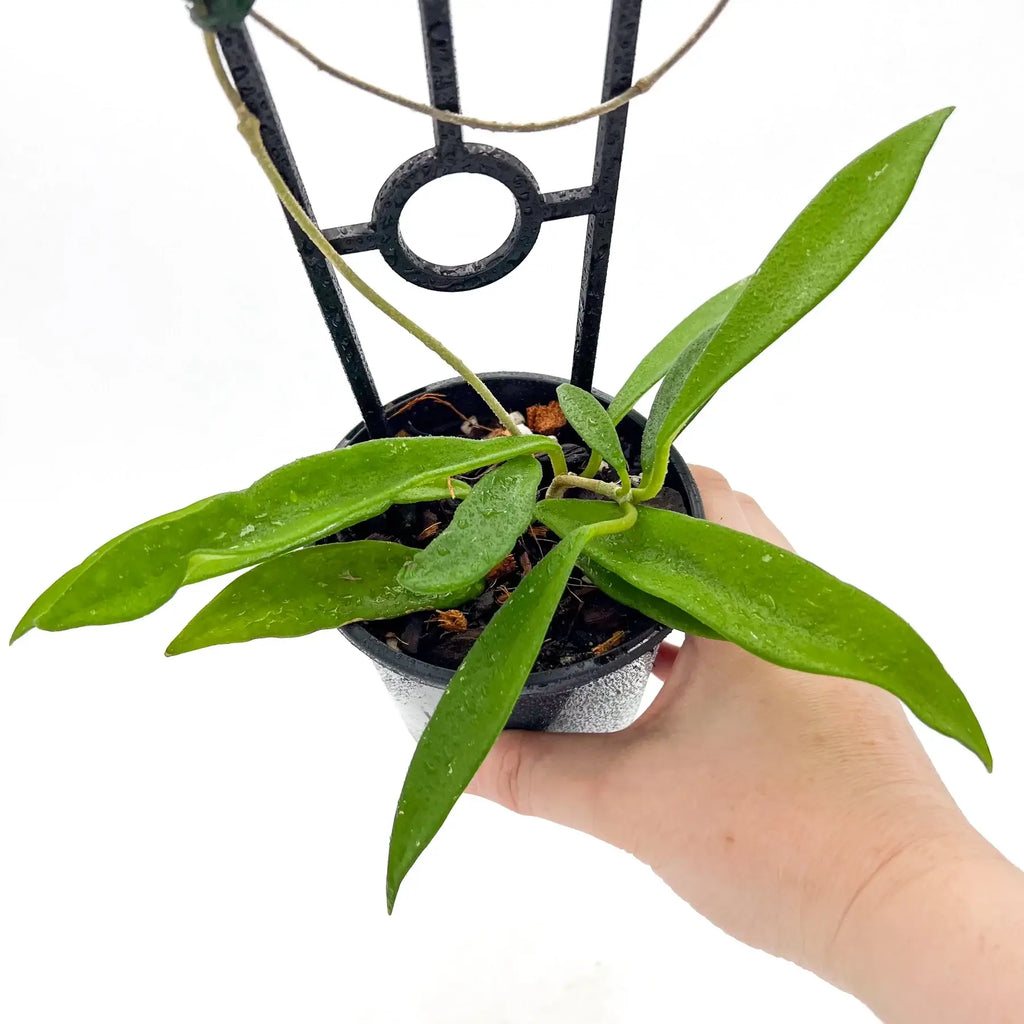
left=334, top=393, right=686, bottom=672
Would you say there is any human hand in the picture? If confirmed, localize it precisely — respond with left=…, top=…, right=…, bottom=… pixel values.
left=469, top=466, right=1021, bottom=1017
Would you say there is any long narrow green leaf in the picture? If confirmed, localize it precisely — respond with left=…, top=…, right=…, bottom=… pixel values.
left=639, top=326, right=716, bottom=478
left=555, top=384, right=630, bottom=490
left=536, top=499, right=990, bottom=769
left=387, top=528, right=591, bottom=913
left=399, top=456, right=541, bottom=595
left=577, top=553, right=721, bottom=640
left=640, top=108, right=954, bottom=484
left=394, top=478, right=471, bottom=504
left=606, top=277, right=749, bottom=425
left=165, top=541, right=480, bottom=656
left=12, top=435, right=559, bottom=641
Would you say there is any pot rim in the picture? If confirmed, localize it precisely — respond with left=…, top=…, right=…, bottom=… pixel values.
left=339, top=371, right=703, bottom=694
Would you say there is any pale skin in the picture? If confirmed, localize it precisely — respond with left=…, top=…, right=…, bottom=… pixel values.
left=469, top=466, right=1024, bottom=1023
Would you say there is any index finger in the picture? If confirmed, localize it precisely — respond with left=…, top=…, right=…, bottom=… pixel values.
left=688, top=465, right=793, bottom=551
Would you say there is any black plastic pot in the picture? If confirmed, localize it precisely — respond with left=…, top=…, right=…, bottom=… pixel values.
left=338, top=372, right=703, bottom=738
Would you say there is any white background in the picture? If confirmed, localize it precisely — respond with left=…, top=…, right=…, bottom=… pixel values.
left=2, top=1, right=1022, bottom=1021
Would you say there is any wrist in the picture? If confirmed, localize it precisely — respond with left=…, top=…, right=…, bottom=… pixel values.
left=822, top=822, right=1024, bottom=1023
left=823, top=817, right=982, bottom=980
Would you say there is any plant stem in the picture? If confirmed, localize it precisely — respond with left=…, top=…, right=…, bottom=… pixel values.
left=584, top=499, right=638, bottom=538
left=202, top=32, right=521, bottom=438
left=546, top=474, right=624, bottom=502
left=579, top=451, right=603, bottom=479
left=631, top=458, right=669, bottom=503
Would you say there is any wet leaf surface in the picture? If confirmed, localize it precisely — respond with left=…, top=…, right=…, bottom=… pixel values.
left=537, top=498, right=990, bottom=769
left=166, top=541, right=482, bottom=655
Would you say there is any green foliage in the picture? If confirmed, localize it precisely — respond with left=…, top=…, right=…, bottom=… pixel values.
left=387, top=529, right=591, bottom=912
left=165, top=541, right=482, bottom=655
left=639, top=107, right=953, bottom=495
left=577, top=554, right=721, bottom=640
left=639, top=325, right=716, bottom=482
left=556, top=384, right=631, bottom=490
left=11, top=435, right=558, bottom=642
left=400, top=456, right=541, bottom=595
left=606, top=278, right=749, bottom=425
left=188, top=0, right=255, bottom=29
left=537, top=499, right=990, bottom=769
left=13, top=102, right=992, bottom=912
left=394, top=478, right=471, bottom=503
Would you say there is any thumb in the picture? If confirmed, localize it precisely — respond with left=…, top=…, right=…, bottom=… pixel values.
left=467, top=728, right=625, bottom=841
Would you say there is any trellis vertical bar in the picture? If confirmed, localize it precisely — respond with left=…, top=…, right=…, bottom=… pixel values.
left=418, top=0, right=464, bottom=158
left=570, top=0, right=642, bottom=392
left=216, top=24, right=388, bottom=438
left=210, top=6, right=645, bottom=421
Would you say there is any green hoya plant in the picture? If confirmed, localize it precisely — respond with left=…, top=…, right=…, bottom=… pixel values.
left=12, top=106, right=991, bottom=913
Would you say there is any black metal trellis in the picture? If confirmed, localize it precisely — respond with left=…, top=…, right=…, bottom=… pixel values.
left=217, top=0, right=641, bottom=437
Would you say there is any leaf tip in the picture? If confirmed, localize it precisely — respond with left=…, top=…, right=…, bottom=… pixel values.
left=9, top=614, right=34, bottom=645
left=386, top=817, right=414, bottom=916
left=386, top=853, right=404, bottom=915
left=978, top=737, right=993, bottom=774
left=164, top=632, right=194, bottom=657
left=918, top=105, right=955, bottom=137
left=942, top=689, right=991, bottom=772
left=960, top=702, right=991, bottom=772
